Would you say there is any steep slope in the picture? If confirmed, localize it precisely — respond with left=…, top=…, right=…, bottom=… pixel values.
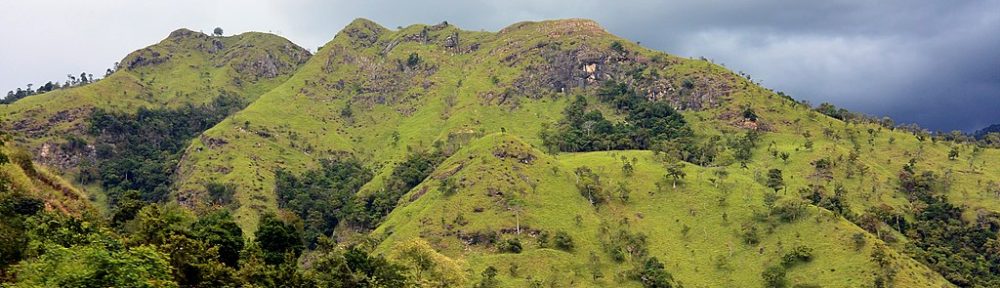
left=0, top=135, right=95, bottom=218
left=175, top=18, right=727, bottom=230
left=374, top=134, right=951, bottom=287
left=0, top=28, right=310, bottom=171
left=166, top=18, right=1000, bottom=286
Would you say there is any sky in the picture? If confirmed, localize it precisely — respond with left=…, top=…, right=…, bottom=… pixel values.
left=1, top=0, right=998, bottom=132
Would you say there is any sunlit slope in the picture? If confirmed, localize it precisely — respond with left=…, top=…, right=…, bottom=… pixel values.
left=173, top=18, right=728, bottom=232
left=171, top=18, right=1000, bottom=287
left=372, top=134, right=952, bottom=287
left=0, top=28, right=310, bottom=161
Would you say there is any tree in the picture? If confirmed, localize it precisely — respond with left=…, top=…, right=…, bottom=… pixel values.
left=664, top=162, right=685, bottom=189
left=766, top=168, right=784, bottom=192
left=948, top=146, right=959, bottom=160
left=574, top=166, right=605, bottom=205
left=761, top=265, right=787, bottom=288
left=192, top=211, right=244, bottom=267
left=407, top=53, right=421, bottom=67
left=439, top=176, right=459, bottom=196
left=631, top=257, right=674, bottom=288
left=476, top=266, right=499, bottom=288
left=390, top=238, right=466, bottom=286
left=13, top=244, right=175, bottom=287
left=255, top=214, right=303, bottom=265
left=213, top=27, right=224, bottom=36
left=554, top=231, right=575, bottom=251
left=610, top=41, right=625, bottom=54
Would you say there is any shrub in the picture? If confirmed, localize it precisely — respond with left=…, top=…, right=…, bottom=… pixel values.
left=498, top=238, right=522, bottom=254
left=554, top=231, right=574, bottom=251
left=781, top=246, right=813, bottom=267
left=762, top=265, right=787, bottom=288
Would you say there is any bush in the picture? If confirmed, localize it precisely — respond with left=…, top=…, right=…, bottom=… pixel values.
left=498, top=238, right=522, bottom=254
left=781, top=246, right=813, bottom=267
left=610, top=41, right=625, bottom=54
left=762, top=265, right=787, bottom=288
left=205, top=182, right=235, bottom=206
left=406, top=53, right=420, bottom=67
left=554, top=231, right=574, bottom=251
left=631, top=257, right=674, bottom=288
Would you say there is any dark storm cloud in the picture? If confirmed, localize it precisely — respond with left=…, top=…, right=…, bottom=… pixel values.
left=2, top=0, right=997, bottom=131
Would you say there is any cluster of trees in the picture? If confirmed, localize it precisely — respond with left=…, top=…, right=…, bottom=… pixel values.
left=2, top=69, right=116, bottom=104
left=761, top=246, right=814, bottom=288
left=275, top=158, right=372, bottom=247
left=595, top=220, right=676, bottom=288
left=354, top=150, right=444, bottom=229
left=276, top=147, right=445, bottom=238
left=891, top=160, right=1000, bottom=286
left=80, top=94, right=246, bottom=224
left=541, top=82, right=693, bottom=153
left=0, top=195, right=420, bottom=287
left=1, top=145, right=422, bottom=287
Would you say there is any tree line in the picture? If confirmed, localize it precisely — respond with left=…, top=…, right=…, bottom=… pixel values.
left=2, top=65, right=117, bottom=104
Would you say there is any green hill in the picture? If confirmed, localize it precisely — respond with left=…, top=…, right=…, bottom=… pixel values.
left=166, top=18, right=1000, bottom=286
left=0, top=28, right=310, bottom=171
left=2, top=18, right=1000, bottom=287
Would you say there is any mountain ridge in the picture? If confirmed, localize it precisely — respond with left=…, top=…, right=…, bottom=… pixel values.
left=2, top=18, right=999, bottom=287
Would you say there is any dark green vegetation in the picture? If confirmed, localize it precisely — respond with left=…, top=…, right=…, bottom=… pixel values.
left=275, top=158, right=371, bottom=246
left=83, top=94, right=246, bottom=224
left=541, top=82, right=692, bottom=153
left=2, top=18, right=1000, bottom=287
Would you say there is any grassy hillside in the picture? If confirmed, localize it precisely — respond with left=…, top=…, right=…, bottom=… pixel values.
left=170, top=18, right=1000, bottom=287
left=374, top=134, right=952, bottom=287
left=2, top=18, right=998, bottom=287
left=0, top=135, right=96, bottom=218
left=0, top=28, right=310, bottom=171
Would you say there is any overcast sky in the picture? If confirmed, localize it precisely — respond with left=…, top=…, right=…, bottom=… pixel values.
left=2, top=0, right=997, bottom=131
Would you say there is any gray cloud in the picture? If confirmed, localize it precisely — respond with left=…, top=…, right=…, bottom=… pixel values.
left=2, top=0, right=997, bottom=131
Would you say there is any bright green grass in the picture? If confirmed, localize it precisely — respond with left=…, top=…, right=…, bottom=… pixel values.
left=372, top=134, right=952, bottom=287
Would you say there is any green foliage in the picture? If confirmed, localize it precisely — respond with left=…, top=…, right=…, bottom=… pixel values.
left=732, top=131, right=760, bottom=167
left=439, top=176, right=459, bottom=196
left=255, top=214, right=303, bottom=265
left=192, top=211, right=244, bottom=267
left=801, top=184, right=850, bottom=216
left=541, top=94, right=692, bottom=153
left=813, top=102, right=856, bottom=121
left=664, top=161, right=686, bottom=189
left=781, top=246, right=814, bottom=267
left=476, top=266, right=500, bottom=288
left=766, top=168, right=784, bottom=192
left=89, top=94, right=246, bottom=215
left=575, top=166, right=607, bottom=205
left=742, top=106, right=758, bottom=121
left=770, top=198, right=807, bottom=222
left=599, top=222, right=649, bottom=263
left=610, top=41, right=626, bottom=54
left=205, top=182, right=236, bottom=206
left=554, top=231, right=575, bottom=252
left=498, top=238, right=523, bottom=253
left=630, top=257, right=674, bottom=288
left=761, top=265, right=787, bottom=288
left=12, top=243, right=175, bottom=287
left=407, top=52, right=421, bottom=67
left=276, top=158, right=372, bottom=246
left=356, top=150, right=444, bottom=228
